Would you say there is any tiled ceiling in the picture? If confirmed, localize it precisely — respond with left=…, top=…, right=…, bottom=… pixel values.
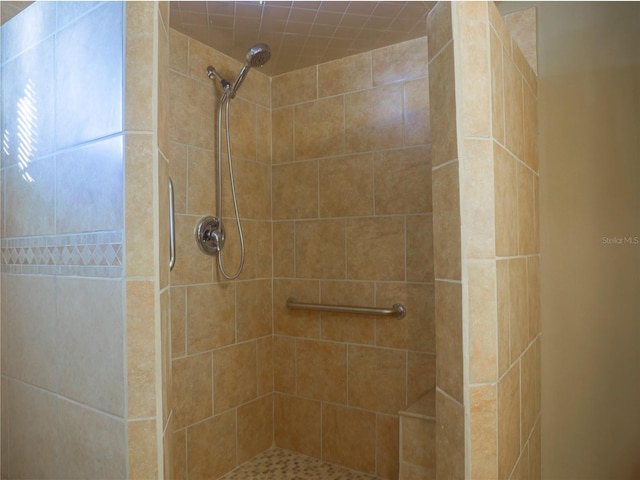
left=170, top=1, right=436, bottom=76
left=1, top=1, right=436, bottom=77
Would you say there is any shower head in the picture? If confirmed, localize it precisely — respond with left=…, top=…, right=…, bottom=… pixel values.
left=230, top=43, right=271, bottom=97
left=246, top=43, right=271, bottom=68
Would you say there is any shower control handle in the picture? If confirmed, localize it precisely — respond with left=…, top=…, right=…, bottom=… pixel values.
left=195, top=216, right=225, bottom=256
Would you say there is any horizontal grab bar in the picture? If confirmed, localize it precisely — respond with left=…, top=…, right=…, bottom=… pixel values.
left=286, top=297, right=406, bottom=319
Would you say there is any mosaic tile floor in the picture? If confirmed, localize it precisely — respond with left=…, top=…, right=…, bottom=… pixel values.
left=219, top=447, right=378, bottom=480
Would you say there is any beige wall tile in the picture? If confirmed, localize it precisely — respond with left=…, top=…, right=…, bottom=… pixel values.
left=521, top=339, right=541, bottom=445
left=257, top=336, right=274, bottom=396
left=254, top=220, right=273, bottom=279
left=345, top=85, right=404, bottom=153
left=496, top=259, right=511, bottom=375
left=488, top=2, right=512, bottom=57
left=169, top=29, right=188, bottom=73
left=435, top=390, right=464, bottom=480
left=348, top=345, right=406, bottom=414
left=186, top=146, right=215, bottom=216
left=271, top=107, right=294, bottom=164
left=374, top=146, right=431, bottom=215
left=508, top=257, right=529, bottom=363
left=523, top=81, right=539, bottom=173
left=517, top=162, right=536, bottom=254
left=272, top=66, right=317, bottom=108
left=236, top=279, right=272, bottom=342
left=172, top=353, right=212, bottom=430
left=428, top=44, right=457, bottom=167
left=273, top=335, right=296, bottom=394
left=158, top=14, right=171, bottom=158
left=376, top=283, right=435, bottom=353
left=127, top=280, right=156, bottom=418
left=273, top=221, right=295, bottom=277
left=186, top=283, right=235, bottom=353
left=498, top=364, right=520, bottom=480
left=407, top=214, right=434, bottom=283
left=463, top=139, right=496, bottom=259
left=296, top=339, right=347, bottom=403
left=172, top=429, right=186, bottom=480
left=125, top=2, right=154, bottom=132
left=377, top=414, right=400, bottom=480
left=237, top=395, right=273, bottom=464
left=503, top=51, right=524, bottom=160
left=171, top=214, right=214, bottom=285
left=168, top=71, right=214, bottom=149
left=470, top=384, right=497, bottom=479
left=527, top=256, right=541, bottom=341
left=295, top=96, right=345, bottom=160
left=372, top=37, right=429, bottom=86
left=171, top=287, right=186, bottom=357
left=213, top=342, right=257, bottom=412
left=296, top=219, right=346, bottom=278
left=402, top=416, right=435, bottom=469
left=408, top=353, right=436, bottom=405
left=128, top=419, right=158, bottom=479
left=346, top=216, right=404, bottom=280
left=225, top=97, right=257, bottom=161
left=168, top=141, right=188, bottom=212
left=272, top=161, right=318, bottom=219
left=435, top=281, right=463, bottom=404
left=318, top=52, right=372, bottom=97
left=404, top=76, right=431, bottom=146
left=322, top=404, right=376, bottom=473
left=319, top=154, right=374, bottom=218
left=490, top=28, right=506, bottom=144
left=273, top=279, right=321, bottom=338
left=528, top=420, right=541, bottom=480
left=494, top=142, right=518, bottom=257
left=274, top=394, right=321, bottom=457
left=257, top=105, right=272, bottom=164
left=458, top=18, right=491, bottom=138
left=319, top=280, right=376, bottom=345
left=468, top=261, right=498, bottom=384
left=426, top=1, right=452, bottom=60
left=400, top=462, right=435, bottom=480
left=187, top=410, right=236, bottom=480
left=432, top=161, right=461, bottom=280
left=125, top=133, right=154, bottom=277
left=458, top=1, right=489, bottom=20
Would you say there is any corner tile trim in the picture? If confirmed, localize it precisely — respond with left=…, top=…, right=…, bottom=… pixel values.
left=1, top=231, right=123, bottom=277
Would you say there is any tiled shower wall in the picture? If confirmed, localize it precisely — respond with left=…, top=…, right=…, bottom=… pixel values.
left=0, top=3, right=126, bottom=478
left=271, top=37, right=434, bottom=480
left=168, top=30, right=274, bottom=480
left=427, top=2, right=540, bottom=478
left=167, top=31, right=434, bottom=480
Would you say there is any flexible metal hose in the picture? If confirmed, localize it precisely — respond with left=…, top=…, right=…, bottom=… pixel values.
left=216, top=89, right=245, bottom=280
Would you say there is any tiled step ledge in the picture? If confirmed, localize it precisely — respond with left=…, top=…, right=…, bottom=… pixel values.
left=399, top=390, right=436, bottom=480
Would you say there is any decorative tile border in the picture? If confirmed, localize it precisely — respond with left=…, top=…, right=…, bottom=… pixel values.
left=1, top=231, right=123, bottom=277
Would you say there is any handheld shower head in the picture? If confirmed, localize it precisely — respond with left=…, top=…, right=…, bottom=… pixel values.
left=230, top=43, right=271, bottom=97
left=246, top=43, right=271, bottom=68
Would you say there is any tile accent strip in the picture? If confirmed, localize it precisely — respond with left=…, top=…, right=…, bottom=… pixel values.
left=1, top=231, right=123, bottom=277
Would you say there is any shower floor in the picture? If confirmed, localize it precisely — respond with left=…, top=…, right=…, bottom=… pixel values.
left=219, top=447, right=378, bottom=480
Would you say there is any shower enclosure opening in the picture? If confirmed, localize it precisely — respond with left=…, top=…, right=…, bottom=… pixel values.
left=195, top=43, right=271, bottom=280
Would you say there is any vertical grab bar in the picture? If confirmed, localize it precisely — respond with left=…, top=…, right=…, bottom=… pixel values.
left=169, top=177, right=176, bottom=271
